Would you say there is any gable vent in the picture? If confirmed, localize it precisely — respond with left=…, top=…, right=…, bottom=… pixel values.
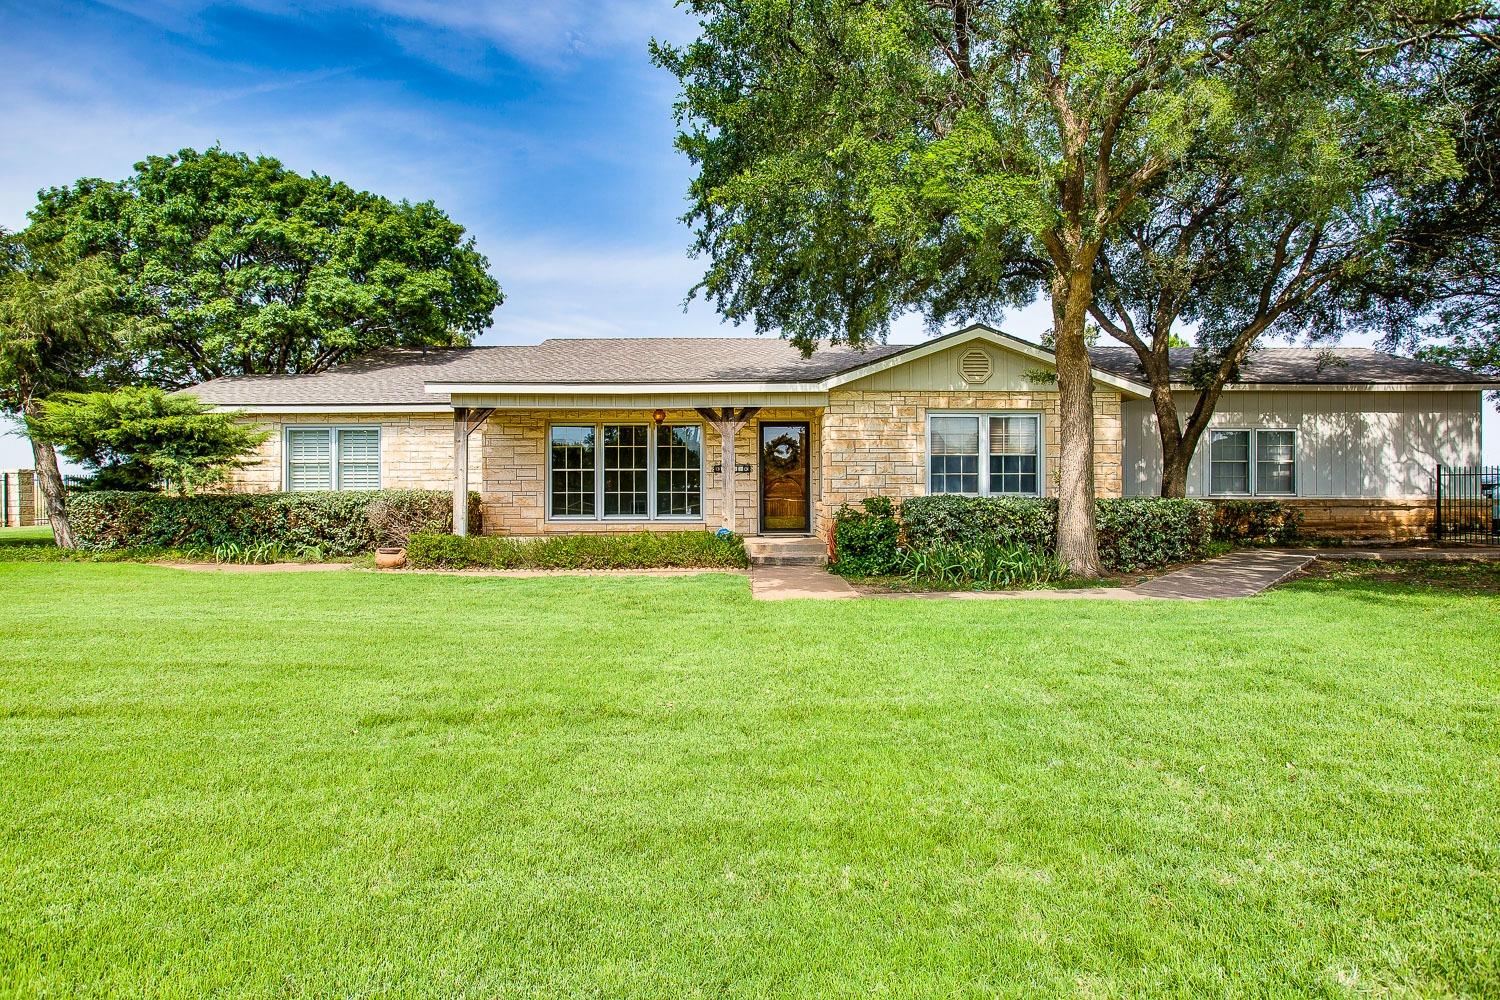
left=958, top=348, right=993, bottom=384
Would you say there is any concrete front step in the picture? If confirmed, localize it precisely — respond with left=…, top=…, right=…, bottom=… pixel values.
left=743, top=535, right=828, bottom=567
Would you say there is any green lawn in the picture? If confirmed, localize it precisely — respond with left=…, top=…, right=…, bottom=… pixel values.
left=1, top=560, right=1496, bottom=998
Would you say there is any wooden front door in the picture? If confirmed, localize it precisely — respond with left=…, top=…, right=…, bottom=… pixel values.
left=759, top=422, right=809, bottom=533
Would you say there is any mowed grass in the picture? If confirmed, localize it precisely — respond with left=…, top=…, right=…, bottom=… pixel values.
left=0, top=561, right=1496, bottom=999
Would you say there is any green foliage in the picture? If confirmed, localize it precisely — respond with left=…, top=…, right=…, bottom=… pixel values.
left=1211, top=499, right=1305, bottom=545
left=831, top=497, right=902, bottom=576
left=900, top=540, right=1066, bottom=589
left=406, top=531, right=749, bottom=571
left=900, top=495, right=1057, bottom=552
left=27, top=387, right=268, bottom=493
left=67, top=489, right=474, bottom=555
left=887, top=495, right=1212, bottom=574
left=27, top=147, right=502, bottom=386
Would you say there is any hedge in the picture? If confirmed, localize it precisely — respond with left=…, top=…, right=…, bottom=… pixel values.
left=1210, top=499, right=1304, bottom=545
left=68, top=490, right=479, bottom=555
left=838, top=495, right=1214, bottom=574
left=406, top=530, right=748, bottom=570
left=828, top=497, right=903, bottom=576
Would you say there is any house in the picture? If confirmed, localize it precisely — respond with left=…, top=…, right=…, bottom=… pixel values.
left=187, top=325, right=1495, bottom=541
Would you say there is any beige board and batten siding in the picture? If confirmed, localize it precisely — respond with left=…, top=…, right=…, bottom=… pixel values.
left=1120, top=389, right=1483, bottom=499
left=226, top=412, right=481, bottom=492
left=816, top=341, right=1126, bottom=528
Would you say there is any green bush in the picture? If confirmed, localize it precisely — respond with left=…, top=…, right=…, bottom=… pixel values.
left=901, top=540, right=1066, bottom=588
left=406, top=530, right=748, bottom=570
left=1095, top=498, right=1216, bottom=571
left=1211, top=499, right=1304, bottom=545
left=68, top=490, right=478, bottom=555
left=831, top=497, right=902, bottom=576
left=862, top=494, right=1213, bottom=576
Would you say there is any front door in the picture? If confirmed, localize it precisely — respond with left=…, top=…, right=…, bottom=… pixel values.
left=760, top=422, right=809, bottom=533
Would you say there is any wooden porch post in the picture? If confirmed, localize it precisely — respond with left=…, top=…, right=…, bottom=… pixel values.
left=453, top=406, right=469, bottom=536
left=696, top=407, right=760, bottom=534
left=452, top=406, right=496, bottom=536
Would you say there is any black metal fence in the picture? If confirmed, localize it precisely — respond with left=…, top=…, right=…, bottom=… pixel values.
left=1435, top=465, right=1500, bottom=543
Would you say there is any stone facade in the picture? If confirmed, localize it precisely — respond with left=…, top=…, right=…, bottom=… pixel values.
left=228, top=395, right=1129, bottom=538
left=478, top=407, right=820, bottom=535
left=815, top=388, right=1124, bottom=531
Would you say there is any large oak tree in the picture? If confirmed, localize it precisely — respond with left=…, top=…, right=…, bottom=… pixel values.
left=655, top=0, right=1476, bottom=573
left=26, top=147, right=503, bottom=387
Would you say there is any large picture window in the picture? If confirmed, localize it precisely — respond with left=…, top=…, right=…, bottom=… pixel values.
left=549, top=422, right=703, bottom=521
left=1207, top=428, right=1298, bottom=496
left=285, top=427, right=381, bottom=491
left=928, top=413, right=1042, bottom=496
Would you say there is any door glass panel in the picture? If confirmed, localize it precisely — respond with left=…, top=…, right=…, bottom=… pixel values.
left=760, top=424, right=808, bottom=532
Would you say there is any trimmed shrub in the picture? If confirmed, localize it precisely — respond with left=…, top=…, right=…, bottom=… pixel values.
left=406, top=530, right=748, bottom=570
left=68, top=490, right=479, bottom=555
left=831, top=497, right=902, bottom=576
left=1095, top=498, right=1215, bottom=571
left=1211, top=499, right=1304, bottom=545
left=872, top=494, right=1213, bottom=575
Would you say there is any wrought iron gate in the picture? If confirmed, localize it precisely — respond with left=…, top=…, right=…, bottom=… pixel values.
left=1435, top=465, right=1500, bottom=543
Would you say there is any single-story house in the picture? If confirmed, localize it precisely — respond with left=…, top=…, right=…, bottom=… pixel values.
left=187, top=324, right=1496, bottom=540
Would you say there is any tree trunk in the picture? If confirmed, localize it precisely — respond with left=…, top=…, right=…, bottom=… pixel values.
left=1051, top=271, right=1102, bottom=578
left=29, top=432, right=75, bottom=549
left=1151, top=385, right=1191, bottom=499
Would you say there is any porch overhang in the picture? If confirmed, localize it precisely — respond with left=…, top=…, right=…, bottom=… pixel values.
left=435, top=386, right=829, bottom=409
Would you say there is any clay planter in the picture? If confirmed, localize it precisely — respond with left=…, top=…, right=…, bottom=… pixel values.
left=375, top=547, right=407, bottom=569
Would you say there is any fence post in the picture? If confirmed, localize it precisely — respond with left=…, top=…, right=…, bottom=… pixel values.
left=1434, top=464, right=1443, bottom=540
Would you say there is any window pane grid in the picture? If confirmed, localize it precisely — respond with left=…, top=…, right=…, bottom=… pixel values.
left=549, top=425, right=596, bottom=517
left=1255, top=430, right=1296, bottom=495
left=656, top=425, right=702, bottom=517
left=1209, top=430, right=1251, bottom=495
left=602, top=425, right=649, bottom=517
left=287, top=429, right=332, bottom=491
left=930, top=416, right=981, bottom=494
left=988, top=416, right=1040, bottom=495
left=336, top=428, right=380, bottom=490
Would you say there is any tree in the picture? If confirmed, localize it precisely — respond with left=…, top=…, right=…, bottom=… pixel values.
left=0, top=231, right=124, bottom=547
left=653, top=1, right=1446, bottom=574
left=27, top=147, right=503, bottom=387
left=1358, top=35, right=1500, bottom=406
left=28, top=387, right=269, bottom=494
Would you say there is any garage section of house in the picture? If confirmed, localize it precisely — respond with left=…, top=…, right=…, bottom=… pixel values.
left=187, top=325, right=1495, bottom=540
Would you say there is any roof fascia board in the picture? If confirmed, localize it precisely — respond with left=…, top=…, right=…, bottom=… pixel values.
left=429, top=381, right=828, bottom=395
left=207, top=404, right=451, bottom=415
left=1167, top=381, right=1500, bottom=392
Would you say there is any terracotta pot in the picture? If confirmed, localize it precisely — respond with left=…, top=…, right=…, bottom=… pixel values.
left=375, top=547, right=406, bottom=569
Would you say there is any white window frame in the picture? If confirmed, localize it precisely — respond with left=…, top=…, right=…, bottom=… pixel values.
left=1204, top=427, right=1299, bottom=497
left=546, top=420, right=705, bottom=523
left=283, top=425, right=382, bottom=491
left=925, top=411, right=1045, bottom=498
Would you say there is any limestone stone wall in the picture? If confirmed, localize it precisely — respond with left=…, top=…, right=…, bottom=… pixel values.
left=226, top=413, right=478, bottom=492
left=815, top=389, right=1124, bottom=532
left=479, top=407, right=820, bottom=536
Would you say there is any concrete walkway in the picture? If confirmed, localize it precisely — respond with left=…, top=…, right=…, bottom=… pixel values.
left=750, top=548, right=1317, bottom=602
left=1129, top=549, right=1314, bottom=600
left=749, top=564, right=858, bottom=600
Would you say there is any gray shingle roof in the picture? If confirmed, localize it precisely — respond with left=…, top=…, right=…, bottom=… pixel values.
left=186, top=336, right=1494, bottom=409
left=1088, top=346, right=1493, bottom=386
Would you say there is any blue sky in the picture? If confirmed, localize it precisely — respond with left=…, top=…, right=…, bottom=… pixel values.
left=0, top=0, right=1492, bottom=467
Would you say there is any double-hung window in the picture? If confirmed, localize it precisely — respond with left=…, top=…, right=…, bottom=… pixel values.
left=549, top=422, right=703, bottom=520
left=1207, top=428, right=1297, bottom=496
left=928, top=413, right=1043, bottom=496
left=285, top=427, right=381, bottom=491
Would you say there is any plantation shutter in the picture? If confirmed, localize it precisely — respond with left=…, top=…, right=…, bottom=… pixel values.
left=287, top=429, right=333, bottom=491
left=336, top=429, right=381, bottom=490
